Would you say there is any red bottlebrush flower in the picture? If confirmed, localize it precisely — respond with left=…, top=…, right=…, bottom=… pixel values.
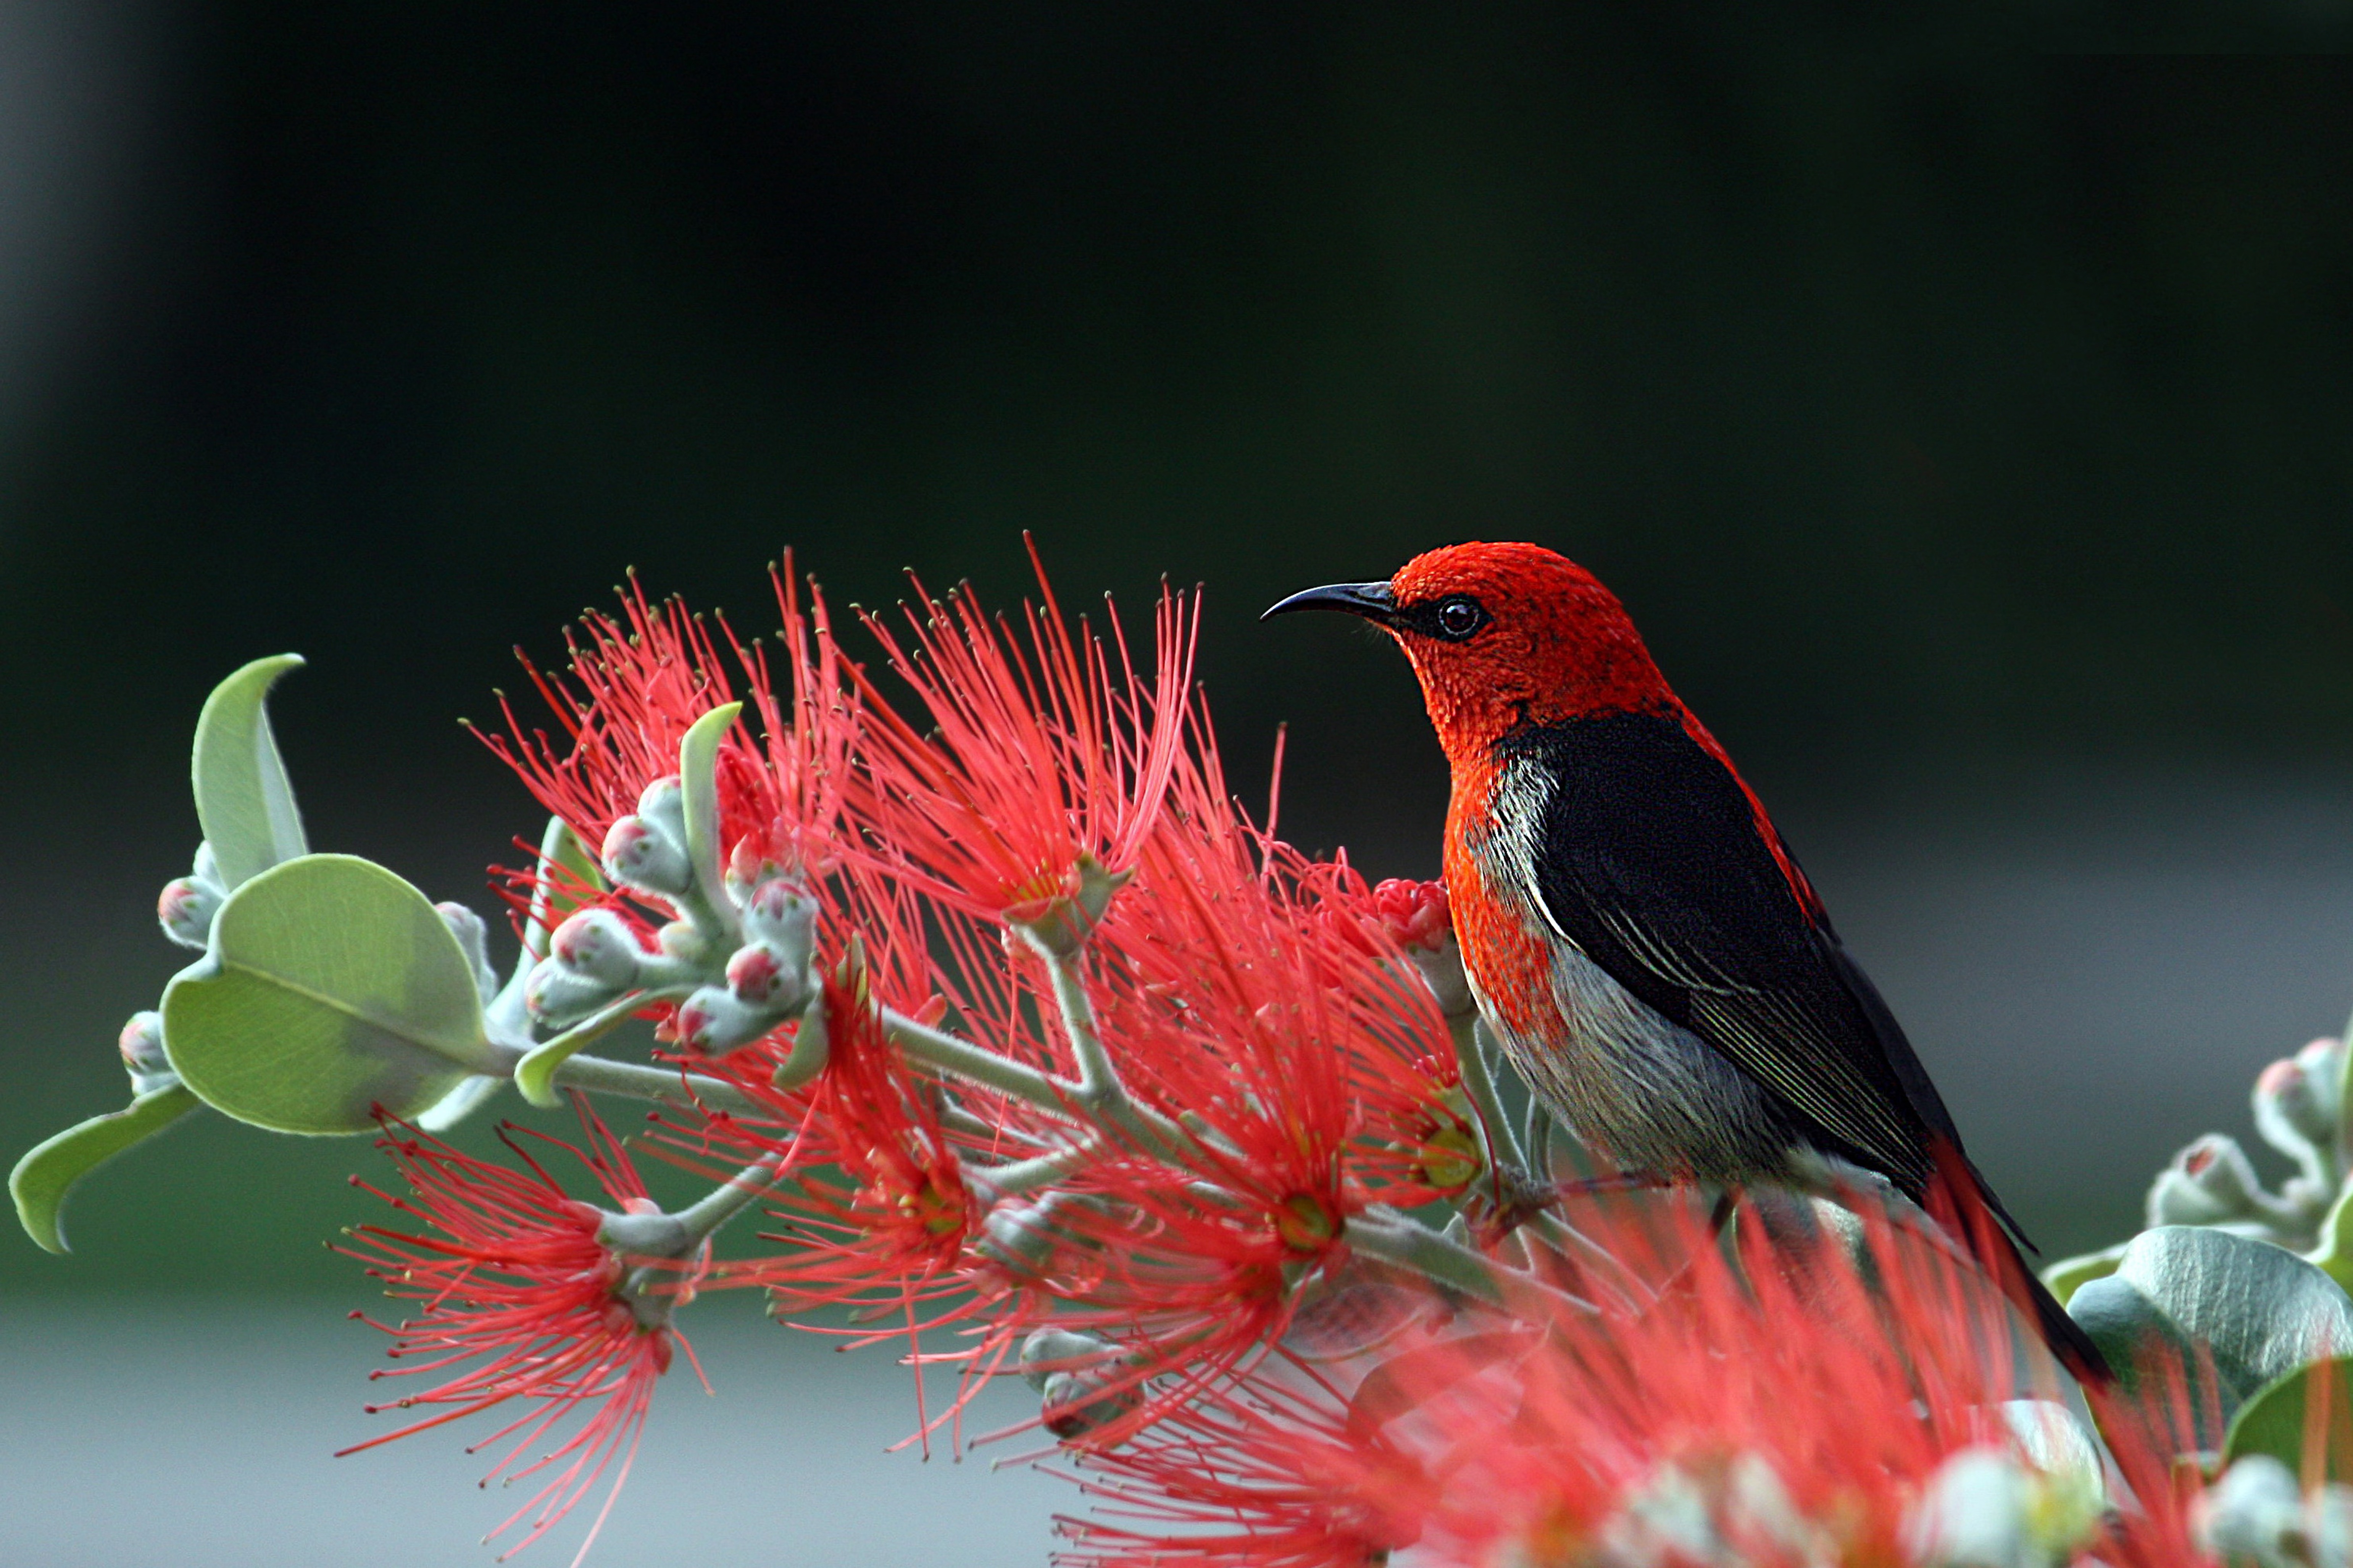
left=743, top=968, right=983, bottom=1309
left=1052, top=1371, right=1433, bottom=1568
left=695, top=963, right=1045, bottom=1451
left=1058, top=1199, right=2198, bottom=1568
left=482, top=558, right=857, bottom=885
left=988, top=712, right=1471, bottom=1437
left=851, top=537, right=1198, bottom=930
left=337, top=1106, right=699, bottom=1566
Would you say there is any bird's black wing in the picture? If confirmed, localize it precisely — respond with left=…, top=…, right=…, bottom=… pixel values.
left=1503, top=710, right=1952, bottom=1197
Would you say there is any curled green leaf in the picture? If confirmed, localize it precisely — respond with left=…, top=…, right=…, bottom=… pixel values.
left=191, top=655, right=309, bottom=890
left=162, top=854, right=512, bottom=1134
left=10, top=1085, right=200, bottom=1253
left=514, top=992, right=654, bottom=1110
left=679, top=701, right=743, bottom=937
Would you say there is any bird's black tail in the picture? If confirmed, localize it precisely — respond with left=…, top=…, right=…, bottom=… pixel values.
left=1926, top=1138, right=2113, bottom=1388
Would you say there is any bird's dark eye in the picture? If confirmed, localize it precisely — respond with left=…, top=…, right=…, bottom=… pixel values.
left=1434, top=595, right=1488, bottom=641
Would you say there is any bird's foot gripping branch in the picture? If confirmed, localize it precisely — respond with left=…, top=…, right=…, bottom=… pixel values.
left=10, top=548, right=2351, bottom=1568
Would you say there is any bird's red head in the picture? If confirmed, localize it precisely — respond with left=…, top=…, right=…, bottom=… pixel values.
left=1265, top=542, right=1676, bottom=760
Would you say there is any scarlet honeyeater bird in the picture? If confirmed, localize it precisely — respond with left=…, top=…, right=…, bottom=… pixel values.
left=1267, top=541, right=2109, bottom=1383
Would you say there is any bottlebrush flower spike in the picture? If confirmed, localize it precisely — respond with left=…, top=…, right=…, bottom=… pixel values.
left=337, top=1105, right=702, bottom=1566
left=852, top=537, right=1197, bottom=942
left=1059, top=1199, right=2192, bottom=1568
left=702, top=957, right=1039, bottom=1450
left=483, top=558, right=857, bottom=888
left=998, top=716, right=1470, bottom=1439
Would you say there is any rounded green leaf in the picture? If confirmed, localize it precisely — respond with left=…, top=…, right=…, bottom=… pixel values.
left=10, top=1085, right=201, bottom=1253
left=2227, top=1357, right=2353, bottom=1482
left=191, top=655, right=309, bottom=890
left=2075, top=1224, right=2353, bottom=1435
left=161, top=854, right=512, bottom=1134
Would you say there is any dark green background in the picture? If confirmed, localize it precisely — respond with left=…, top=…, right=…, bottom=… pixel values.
left=8, top=13, right=2353, bottom=1294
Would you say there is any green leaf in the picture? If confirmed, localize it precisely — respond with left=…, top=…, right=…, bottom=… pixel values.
left=523, top=816, right=604, bottom=962
left=2043, top=1240, right=2132, bottom=1307
left=2072, top=1225, right=2353, bottom=1438
left=679, top=702, right=743, bottom=933
left=161, top=854, right=513, bottom=1134
left=191, top=655, right=309, bottom=890
left=2226, top=1357, right=2353, bottom=1483
left=10, top=1086, right=201, bottom=1253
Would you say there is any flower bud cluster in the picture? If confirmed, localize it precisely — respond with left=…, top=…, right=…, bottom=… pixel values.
left=2196, top=1455, right=2353, bottom=1568
left=1020, top=1327, right=1139, bottom=1441
left=156, top=842, right=227, bottom=950
left=672, top=860, right=819, bottom=1055
left=118, top=1010, right=176, bottom=1095
left=2142, top=1036, right=2348, bottom=1250
left=524, top=821, right=823, bottom=1057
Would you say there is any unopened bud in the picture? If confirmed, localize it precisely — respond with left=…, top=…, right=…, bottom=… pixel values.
left=655, top=920, right=711, bottom=965
left=725, top=836, right=788, bottom=899
left=601, top=814, right=690, bottom=897
left=1019, top=1326, right=1137, bottom=1440
left=157, top=876, right=222, bottom=950
left=2259, top=1045, right=2334, bottom=1168
left=1372, top=878, right=1452, bottom=952
left=979, top=1197, right=1068, bottom=1278
left=1040, top=1368, right=1142, bottom=1441
left=118, top=1011, right=174, bottom=1093
left=1020, top=1328, right=1115, bottom=1391
left=726, top=943, right=788, bottom=1004
left=525, top=958, right=624, bottom=1029
left=740, top=875, right=817, bottom=947
left=673, top=985, right=777, bottom=1055
left=434, top=903, right=499, bottom=1003
left=2148, top=1134, right=2266, bottom=1227
left=1371, top=880, right=1471, bottom=1015
left=548, top=910, right=647, bottom=988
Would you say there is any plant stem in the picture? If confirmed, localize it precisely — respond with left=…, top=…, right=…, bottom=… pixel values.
left=969, top=1138, right=1101, bottom=1200
left=882, top=1007, right=1083, bottom=1113
left=671, top=1152, right=789, bottom=1243
left=1346, top=1206, right=1593, bottom=1316
left=549, top=1052, right=761, bottom=1118
left=1034, top=939, right=1118, bottom=1101
left=1455, top=1015, right=1524, bottom=1171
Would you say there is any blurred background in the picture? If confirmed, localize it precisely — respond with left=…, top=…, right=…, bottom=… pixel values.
left=6, top=7, right=2353, bottom=1564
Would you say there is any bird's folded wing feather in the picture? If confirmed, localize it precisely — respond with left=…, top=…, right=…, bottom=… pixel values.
left=1510, top=713, right=1937, bottom=1192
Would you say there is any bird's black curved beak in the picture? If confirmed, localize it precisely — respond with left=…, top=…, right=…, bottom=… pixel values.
left=1260, top=581, right=1397, bottom=625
